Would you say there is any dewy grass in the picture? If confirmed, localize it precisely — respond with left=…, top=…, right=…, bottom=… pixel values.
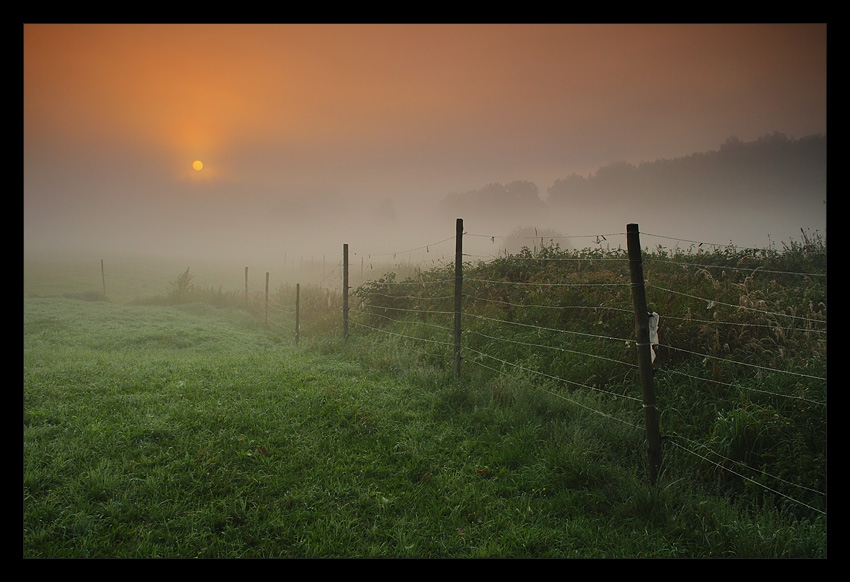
left=24, top=247, right=827, bottom=557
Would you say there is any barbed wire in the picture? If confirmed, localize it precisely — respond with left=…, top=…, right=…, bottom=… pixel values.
left=645, top=257, right=826, bottom=278
left=659, top=366, right=826, bottom=406
left=463, top=346, right=646, bottom=417
left=665, top=436, right=826, bottom=516
left=647, top=284, right=826, bottom=325
left=640, top=231, right=827, bottom=255
left=350, top=307, right=455, bottom=335
left=464, top=293, right=634, bottom=316
left=466, top=277, right=630, bottom=288
left=659, top=311, right=826, bottom=335
left=350, top=235, right=456, bottom=258
left=465, top=231, right=627, bottom=241
left=659, top=344, right=826, bottom=381
left=357, top=290, right=455, bottom=302
left=466, top=313, right=630, bottom=344
left=350, top=318, right=457, bottom=350
left=357, top=278, right=455, bottom=287
left=465, top=252, right=630, bottom=263
left=466, top=328, right=639, bottom=378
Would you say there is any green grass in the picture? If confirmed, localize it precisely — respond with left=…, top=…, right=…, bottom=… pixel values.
left=23, top=244, right=827, bottom=558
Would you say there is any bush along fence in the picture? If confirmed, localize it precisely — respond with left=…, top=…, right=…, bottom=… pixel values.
left=343, top=218, right=826, bottom=517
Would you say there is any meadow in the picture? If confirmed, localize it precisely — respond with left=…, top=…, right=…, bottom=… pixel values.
left=23, top=232, right=827, bottom=558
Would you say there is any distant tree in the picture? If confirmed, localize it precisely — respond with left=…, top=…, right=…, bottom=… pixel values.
left=438, top=180, right=545, bottom=226
left=504, top=180, right=544, bottom=206
left=590, top=160, right=637, bottom=192
left=546, top=173, right=589, bottom=210
left=719, top=135, right=744, bottom=151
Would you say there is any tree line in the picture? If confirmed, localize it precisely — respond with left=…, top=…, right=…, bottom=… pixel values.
left=438, top=132, right=826, bottom=231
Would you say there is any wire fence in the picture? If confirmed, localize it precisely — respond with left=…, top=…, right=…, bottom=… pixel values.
left=120, top=219, right=825, bottom=517
left=343, top=221, right=826, bottom=516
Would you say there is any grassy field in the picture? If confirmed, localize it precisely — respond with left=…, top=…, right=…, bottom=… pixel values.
left=23, top=242, right=827, bottom=558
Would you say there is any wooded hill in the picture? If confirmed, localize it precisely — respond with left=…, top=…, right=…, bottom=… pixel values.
left=438, top=132, right=826, bottom=233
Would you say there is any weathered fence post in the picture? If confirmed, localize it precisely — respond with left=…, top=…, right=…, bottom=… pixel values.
left=101, top=259, right=106, bottom=298
left=295, top=283, right=301, bottom=345
left=343, top=243, right=349, bottom=343
left=454, top=218, right=463, bottom=377
left=626, top=223, right=663, bottom=485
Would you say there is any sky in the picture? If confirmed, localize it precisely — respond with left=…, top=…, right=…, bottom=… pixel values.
left=24, top=23, right=827, bottom=269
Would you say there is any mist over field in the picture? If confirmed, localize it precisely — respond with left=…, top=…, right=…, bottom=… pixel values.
left=24, top=132, right=826, bottom=276
left=24, top=24, right=827, bottom=283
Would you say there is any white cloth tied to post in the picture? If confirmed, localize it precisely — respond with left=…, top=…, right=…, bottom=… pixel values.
left=648, top=312, right=659, bottom=362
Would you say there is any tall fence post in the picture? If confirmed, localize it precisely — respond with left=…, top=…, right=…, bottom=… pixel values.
left=454, top=218, right=463, bottom=377
left=295, top=283, right=301, bottom=345
left=101, top=259, right=106, bottom=298
left=626, top=223, right=662, bottom=485
left=343, top=243, right=349, bottom=343
left=244, top=266, right=249, bottom=310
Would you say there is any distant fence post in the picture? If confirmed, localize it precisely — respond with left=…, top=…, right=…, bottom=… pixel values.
left=454, top=218, right=463, bottom=377
left=343, top=243, right=349, bottom=343
left=101, top=259, right=106, bottom=298
left=265, top=272, right=270, bottom=329
left=295, top=283, right=301, bottom=345
left=244, top=267, right=249, bottom=310
left=626, top=223, right=663, bottom=485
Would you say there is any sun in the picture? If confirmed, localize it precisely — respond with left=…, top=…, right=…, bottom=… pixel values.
left=192, top=160, right=204, bottom=171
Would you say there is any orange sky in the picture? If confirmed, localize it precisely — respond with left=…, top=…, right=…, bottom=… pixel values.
left=23, top=23, right=827, bottom=260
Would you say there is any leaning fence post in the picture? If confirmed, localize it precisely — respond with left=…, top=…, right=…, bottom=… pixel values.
left=626, top=223, right=662, bottom=485
left=454, top=218, right=463, bottom=377
left=343, top=243, right=349, bottom=343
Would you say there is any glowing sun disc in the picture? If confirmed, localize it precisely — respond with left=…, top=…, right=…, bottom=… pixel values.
left=192, top=160, right=204, bottom=171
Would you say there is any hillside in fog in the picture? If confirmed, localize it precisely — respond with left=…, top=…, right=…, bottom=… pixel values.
left=438, top=132, right=826, bottom=245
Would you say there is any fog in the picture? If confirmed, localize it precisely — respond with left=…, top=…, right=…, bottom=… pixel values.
left=24, top=24, right=827, bottom=282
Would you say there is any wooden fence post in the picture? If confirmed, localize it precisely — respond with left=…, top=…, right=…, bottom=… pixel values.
left=626, top=223, right=663, bottom=485
left=244, top=267, right=249, bottom=310
left=101, top=259, right=106, bottom=298
left=265, top=272, right=270, bottom=329
left=295, top=283, right=301, bottom=345
left=454, top=218, right=463, bottom=377
left=343, top=243, right=349, bottom=343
